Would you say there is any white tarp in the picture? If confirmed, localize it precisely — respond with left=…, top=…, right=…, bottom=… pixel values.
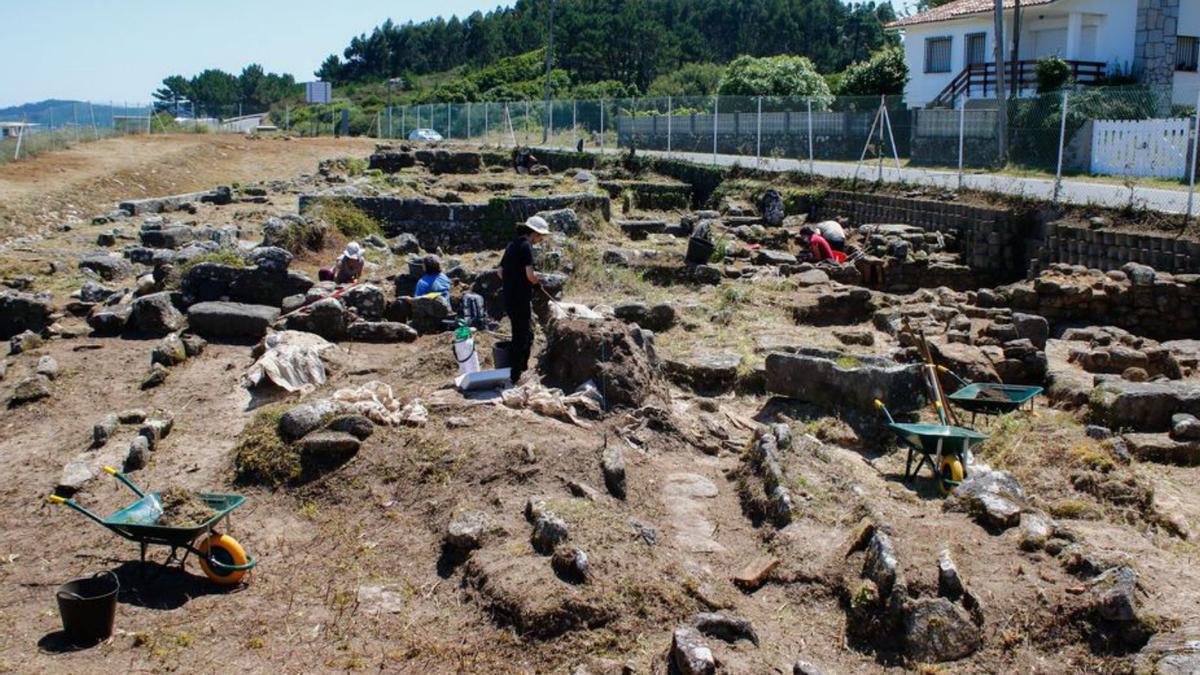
left=242, top=331, right=333, bottom=393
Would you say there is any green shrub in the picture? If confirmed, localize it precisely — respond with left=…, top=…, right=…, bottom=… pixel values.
left=233, top=408, right=300, bottom=487
left=837, top=47, right=909, bottom=96
left=313, top=198, right=381, bottom=240
left=1035, top=57, right=1073, bottom=93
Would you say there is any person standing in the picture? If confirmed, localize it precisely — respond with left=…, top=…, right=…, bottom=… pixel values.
left=499, top=216, right=550, bottom=384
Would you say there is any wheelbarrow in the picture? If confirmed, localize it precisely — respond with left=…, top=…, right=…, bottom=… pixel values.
left=47, top=467, right=256, bottom=586
left=937, top=365, right=1043, bottom=425
left=875, top=400, right=989, bottom=495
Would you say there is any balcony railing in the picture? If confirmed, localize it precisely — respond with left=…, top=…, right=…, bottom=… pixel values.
left=931, top=59, right=1107, bottom=108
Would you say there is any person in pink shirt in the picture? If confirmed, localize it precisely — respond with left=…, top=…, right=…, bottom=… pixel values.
left=799, top=226, right=834, bottom=263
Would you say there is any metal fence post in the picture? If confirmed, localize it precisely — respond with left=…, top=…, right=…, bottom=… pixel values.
left=483, top=103, right=488, bottom=142
left=447, top=103, right=452, bottom=140
left=401, top=107, right=405, bottom=139
left=572, top=99, right=577, bottom=149
left=524, top=100, right=530, bottom=145
left=600, top=99, right=605, bottom=155
left=712, top=94, right=719, bottom=166
left=667, top=96, right=672, bottom=155
left=548, top=100, right=554, bottom=147
left=957, top=100, right=967, bottom=191
left=1053, top=90, right=1070, bottom=204
left=756, top=96, right=763, bottom=168
left=807, top=98, right=815, bottom=177
left=1188, top=89, right=1200, bottom=222
left=467, top=103, right=472, bottom=139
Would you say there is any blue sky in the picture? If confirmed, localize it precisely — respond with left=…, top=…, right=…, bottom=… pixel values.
left=0, top=0, right=919, bottom=108
left=0, top=1, right=517, bottom=107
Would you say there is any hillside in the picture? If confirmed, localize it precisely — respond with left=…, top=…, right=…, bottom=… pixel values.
left=0, top=100, right=149, bottom=127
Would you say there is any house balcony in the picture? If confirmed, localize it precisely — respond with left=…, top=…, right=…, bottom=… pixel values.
left=930, top=59, right=1107, bottom=109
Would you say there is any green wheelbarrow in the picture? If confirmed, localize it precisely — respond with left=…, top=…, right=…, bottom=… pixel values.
left=875, top=399, right=989, bottom=495
left=48, top=466, right=256, bottom=586
left=937, top=365, right=1043, bottom=425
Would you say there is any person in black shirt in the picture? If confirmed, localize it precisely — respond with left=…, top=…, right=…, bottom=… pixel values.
left=499, top=215, right=550, bottom=384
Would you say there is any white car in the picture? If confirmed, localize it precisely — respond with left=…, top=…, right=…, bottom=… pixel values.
left=408, top=128, right=443, bottom=142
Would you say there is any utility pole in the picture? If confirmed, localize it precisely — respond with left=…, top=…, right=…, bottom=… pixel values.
left=993, top=0, right=1009, bottom=165
left=1010, top=0, right=1023, bottom=98
left=542, top=0, right=557, bottom=144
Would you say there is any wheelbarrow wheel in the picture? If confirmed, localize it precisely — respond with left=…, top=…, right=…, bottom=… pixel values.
left=937, top=457, right=965, bottom=496
left=197, top=534, right=248, bottom=586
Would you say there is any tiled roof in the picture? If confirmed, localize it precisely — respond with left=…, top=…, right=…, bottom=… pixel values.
left=888, top=0, right=1058, bottom=28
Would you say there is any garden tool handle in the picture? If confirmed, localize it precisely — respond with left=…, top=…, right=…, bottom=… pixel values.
left=103, top=466, right=146, bottom=498
left=47, top=495, right=66, bottom=505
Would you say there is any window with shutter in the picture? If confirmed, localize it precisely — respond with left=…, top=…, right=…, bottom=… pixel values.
left=926, top=37, right=952, bottom=74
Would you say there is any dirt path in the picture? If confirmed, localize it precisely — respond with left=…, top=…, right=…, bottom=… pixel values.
left=0, top=134, right=374, bottom=239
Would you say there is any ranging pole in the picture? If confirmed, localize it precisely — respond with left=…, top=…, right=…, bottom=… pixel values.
left=1187, top=89, right=1200, bottom=221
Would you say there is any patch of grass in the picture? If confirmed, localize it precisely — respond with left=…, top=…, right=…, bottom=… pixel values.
left=710, top=235, right=731, bottom=263
left=313, top=198, right=382, bottom=241
left=168, top=250, right=246, bottom=289
left=834, top=355, right=863, bottom=369
left=1048, top=498, right=1103, bottom=520
left=273, top=218, right=329, bottom=255
left=233, top=407, right=300, bottom=487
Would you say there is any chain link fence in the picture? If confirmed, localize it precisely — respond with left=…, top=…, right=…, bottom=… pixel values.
left=0, top=101, right=269, bottom=165
left=380, top=84, right=1200, bottom=216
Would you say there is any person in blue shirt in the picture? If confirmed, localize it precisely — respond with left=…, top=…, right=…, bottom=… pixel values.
left=414, top=255, right=451, bottom=300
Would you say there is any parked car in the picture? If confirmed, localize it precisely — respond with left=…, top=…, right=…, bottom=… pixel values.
left=408, top=128, right=443, bottom=142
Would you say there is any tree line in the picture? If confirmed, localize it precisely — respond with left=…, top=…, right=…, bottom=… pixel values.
left=315, top=0, right=898, bottom=94
left=152, top=65, right=297, bottom=117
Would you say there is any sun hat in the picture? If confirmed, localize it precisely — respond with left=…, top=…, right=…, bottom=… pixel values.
left=344, top=241, right=363, bottom=260
left=523, top=216, right=550, bottom=235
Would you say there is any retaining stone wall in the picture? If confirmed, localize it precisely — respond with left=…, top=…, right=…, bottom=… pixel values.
left=813, top=190, right=1026, bottom=277
left=298, top=193, right=610, bottom=253
left=1030, top=223, right=1200, bottom=274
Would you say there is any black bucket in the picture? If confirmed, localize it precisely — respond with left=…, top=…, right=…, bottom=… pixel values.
left=686, top=237, right=715, bottom=265
left=56, top=571, right=119, bottom=645
left=493, top=340, right=512, bottom=369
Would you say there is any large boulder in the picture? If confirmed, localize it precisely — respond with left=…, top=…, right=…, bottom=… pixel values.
left=765, top=348, right=925, bottom=413
left=285, top=297, right=349, bottom=341
left=0, top=292, right=54, bottom=340
left=1090, top=380, right=1200, bottom=433
left=663, top=352, right=741, bottom=395
left=180, top=262, right=313, bottom=307
left=128, top=292, right=185, bottom=336
left=540, top=319, right=663, bottom=409
left=944, top=470, right=1025, bottom=530
left=410, top=295, right=455, bottom=334
left=348, top=321, right=418, bottom=343
left=903, top=597, right=982, bottom=663
left=79, top=253, right=133, bottom=281
left=342, top=284, right=386, bottom=321
left=87, top=304, right=132, bottom=336
left=187, top=302, right=281, bottom=339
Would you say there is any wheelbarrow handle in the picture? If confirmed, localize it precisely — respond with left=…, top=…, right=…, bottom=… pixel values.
left=103, top=466, right=146, bottom=499
left=936, top=365, right=971, bottom=388
left=874, top=399, right=896, bottom=425
left=46, top=494, right=108, bottom=527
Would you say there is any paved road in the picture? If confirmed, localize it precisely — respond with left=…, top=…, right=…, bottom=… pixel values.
left=537, top=144, right=1198, bottom=216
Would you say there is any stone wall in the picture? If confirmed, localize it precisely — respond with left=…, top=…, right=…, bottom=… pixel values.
left=1030, top=222, right=1200, bottom=274
left=995, top=263, right=1200, bottom=340
left=298, top=193, right=610, bottom=252
left=1136, top=0, right=1181, bottom=86
left=813, top=190, right=1027, bottom=277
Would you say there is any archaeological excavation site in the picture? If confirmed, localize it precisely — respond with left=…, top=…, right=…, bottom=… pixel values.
left=2, top=135, right=1200, bottom=674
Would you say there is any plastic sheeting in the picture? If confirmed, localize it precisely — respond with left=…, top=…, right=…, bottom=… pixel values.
left=332, top=380, right=427, bottom=427
left=242, top=331, right=333, bottom=393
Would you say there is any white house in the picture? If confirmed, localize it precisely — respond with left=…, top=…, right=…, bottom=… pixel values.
left=890, top=0, right=1200, bottom=108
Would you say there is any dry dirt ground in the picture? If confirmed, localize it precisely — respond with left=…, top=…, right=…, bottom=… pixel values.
left=0, top=137, right=1198, bottom=674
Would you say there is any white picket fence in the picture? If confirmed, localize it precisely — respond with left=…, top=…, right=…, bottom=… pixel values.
left=1090, top=118, right=1192, bottom=179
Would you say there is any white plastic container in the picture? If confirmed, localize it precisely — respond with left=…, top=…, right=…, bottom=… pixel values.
left=453, top=335, right=481, bottom=375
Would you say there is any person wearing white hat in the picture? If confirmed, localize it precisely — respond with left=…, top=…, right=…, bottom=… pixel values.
left=498, top=216, right=550, bottom=384
left=319, top=241, right=366, bottom=284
